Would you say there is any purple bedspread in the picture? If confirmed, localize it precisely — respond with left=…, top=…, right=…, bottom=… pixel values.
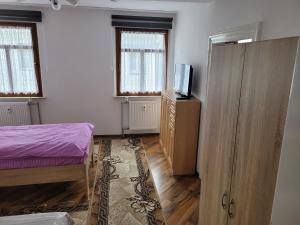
left=0, top=123, right=94, bottom=161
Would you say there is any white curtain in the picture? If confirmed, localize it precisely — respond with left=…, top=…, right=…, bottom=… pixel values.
left=0, top=49, right=9, bottom=93
left=0, top=26, right=38, bottom=95
left=120, top=31, right=166, bottom=94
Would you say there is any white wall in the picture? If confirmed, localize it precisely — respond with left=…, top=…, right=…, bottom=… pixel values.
left=173, top=4, right=210, bottom=97
left=0, top=5, right=175, bottom=135
left=174, top=0, right=300, bottom=175
left=37, top=8, right=120, bottom=135
left=208, top=0, right=300, bottom=40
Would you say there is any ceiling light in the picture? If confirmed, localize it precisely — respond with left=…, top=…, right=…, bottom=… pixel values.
left=238, top=38, right=253, bottom=44
left=49, top=0, right=79, bottom=11
left=50, top=0, right=61, bottom=10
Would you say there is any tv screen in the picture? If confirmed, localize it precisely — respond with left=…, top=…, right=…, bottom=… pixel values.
left=174, top=64, right=193, bottom=97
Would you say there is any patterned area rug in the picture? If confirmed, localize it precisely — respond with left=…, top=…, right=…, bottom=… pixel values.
left=89, top=137, right=166, bottom=225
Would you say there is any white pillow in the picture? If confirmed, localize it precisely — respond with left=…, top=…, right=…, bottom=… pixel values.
left=0, top=212, right=74, bottom=225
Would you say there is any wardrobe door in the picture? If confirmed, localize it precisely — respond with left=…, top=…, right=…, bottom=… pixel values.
left=228, top=38, right=299, bottom=225
left=199, top=44, right=245, bottom=225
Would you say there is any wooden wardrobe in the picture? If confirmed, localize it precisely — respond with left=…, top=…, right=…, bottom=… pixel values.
left=199, top=37, right=299, bottom=225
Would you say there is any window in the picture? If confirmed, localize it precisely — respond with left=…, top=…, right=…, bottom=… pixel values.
left=0, top=22, right=42, bottom=97
left=116, top=28, right=168, bottom=96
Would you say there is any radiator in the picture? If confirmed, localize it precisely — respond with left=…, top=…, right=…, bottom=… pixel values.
left=129, top=101, right=161, bottom=131
left=0, top=102, right=32, bottom=126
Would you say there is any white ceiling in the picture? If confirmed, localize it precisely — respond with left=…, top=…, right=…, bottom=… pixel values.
left=0, top=0, right=213, bottom=12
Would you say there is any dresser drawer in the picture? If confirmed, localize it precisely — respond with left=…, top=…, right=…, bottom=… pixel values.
left=169, top=126, right=175, bottom=135
left=169, top=101, right=176, bottom=110
left=169, top=115, right=175, bottom=126
left=169, top=106, right=176, bottom=114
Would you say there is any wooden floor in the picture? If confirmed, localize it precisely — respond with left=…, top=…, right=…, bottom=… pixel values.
left=0, top=167, right=95, bottom=216
left=0, top=136, right=201, bottom=225
left=142, top=135, right=201, bottom=225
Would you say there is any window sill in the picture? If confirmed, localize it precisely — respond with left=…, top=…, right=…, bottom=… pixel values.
left=113, top=95, right=161, bottom=100
left=0, top=96, right=46, bottom=101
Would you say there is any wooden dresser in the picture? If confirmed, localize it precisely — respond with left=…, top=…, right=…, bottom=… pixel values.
left=160, top=90, right=201, bottom=175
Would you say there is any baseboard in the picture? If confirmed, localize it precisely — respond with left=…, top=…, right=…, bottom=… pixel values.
left=94, top=133, right=159, bottom=139
left=123, top=129, right=160, bottom=135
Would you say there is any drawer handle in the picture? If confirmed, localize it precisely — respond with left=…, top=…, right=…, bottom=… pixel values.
left=228, top=199, right=235, bottom=218
left=221, top=192, right=229, bottom=209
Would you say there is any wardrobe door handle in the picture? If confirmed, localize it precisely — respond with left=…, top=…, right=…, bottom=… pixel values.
left=221, top=192, right=229, bottom=209
left=228, top=199, right=235, bottom=218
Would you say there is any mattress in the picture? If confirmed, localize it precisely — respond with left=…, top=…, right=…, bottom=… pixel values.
left=0, top=123, right=94, bottom=170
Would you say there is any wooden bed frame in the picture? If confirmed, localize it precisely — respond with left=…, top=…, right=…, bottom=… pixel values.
left=0, top=137, right=94, bottom=200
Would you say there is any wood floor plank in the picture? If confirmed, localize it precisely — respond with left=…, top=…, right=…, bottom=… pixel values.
left=142, top=135, right=201, bottom=225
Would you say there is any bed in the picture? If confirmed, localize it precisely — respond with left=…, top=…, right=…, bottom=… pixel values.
left=0, top=123, right=94, bottom=199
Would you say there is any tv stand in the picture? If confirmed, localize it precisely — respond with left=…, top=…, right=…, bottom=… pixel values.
left=174, top=92, right=191, bottom=100
left=176, top=96, right=190, bottom=100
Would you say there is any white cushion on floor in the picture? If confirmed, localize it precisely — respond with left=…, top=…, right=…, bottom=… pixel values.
left=0, top=212, right=74, bottom=225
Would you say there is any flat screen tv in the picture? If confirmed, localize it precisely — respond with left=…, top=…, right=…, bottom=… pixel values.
left=174, top=64, right=193, bottom=98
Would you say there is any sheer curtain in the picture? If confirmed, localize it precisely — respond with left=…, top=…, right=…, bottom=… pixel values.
left=120, top=31, right=166, bottom=94
left=0, top=26, right=38, bottom=95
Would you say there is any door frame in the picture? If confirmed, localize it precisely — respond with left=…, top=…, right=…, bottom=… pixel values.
left=206, top=22, right=262, bottom=80
left=206, top=21, right=262, bottom=93
left=208, top=22, right=262, bottom=46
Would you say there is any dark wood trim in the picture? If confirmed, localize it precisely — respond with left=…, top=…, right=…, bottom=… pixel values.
left=112, top=22, right=172, bottom=30
left=94, top=133, right=160, bottom=140
left=0, top=10, right=42, bottom=22
left=31, top=22, right=43, bottom=97
left=0, top=21, right=36, bottom=27
left=0, top=22, right=43, bottom=97
left=116, top=28, right=122, bottom=96
left=117, top=92, right=162, bottom=97
left=111, top=15, right=173, bottom=30
left=165, top=31, right=169, bottom=90
left=112, top=15, right=173, bottom=23
left=115, top=27, right=168, bottom=96
left=0, top=93, right=42, bottom=97
left=116, top=27, right=169, bottom=34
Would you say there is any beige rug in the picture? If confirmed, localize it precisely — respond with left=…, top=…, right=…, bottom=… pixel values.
left=87, top=137, right=166, bottom=225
